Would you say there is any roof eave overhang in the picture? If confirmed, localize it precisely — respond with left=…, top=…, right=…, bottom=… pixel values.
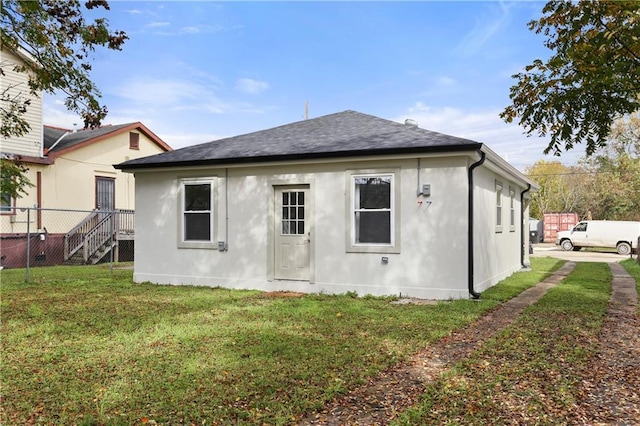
left=0, top=152, right=52, bottom=165
left=480, top=145, right=539, bottom=191
left=115, top=143, right=482, bottom=172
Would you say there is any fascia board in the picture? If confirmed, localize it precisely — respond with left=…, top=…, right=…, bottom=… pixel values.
left=116, top=150, right=482, bottom=174
left=481, top=146, right=539, bottom=191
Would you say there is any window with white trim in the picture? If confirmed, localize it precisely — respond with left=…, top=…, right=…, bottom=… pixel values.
left=495, top=180, right=503, bottom=232
left=347, top=171, right=399, bottom=253
left=179, top=178, right=216, bottom=248
left=509, top=186, right=516, bottom=231
left=1, top=191, right=13, bottom=213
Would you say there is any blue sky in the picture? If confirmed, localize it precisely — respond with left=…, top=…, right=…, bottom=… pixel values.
left=43, top=1, right=587, bottom=171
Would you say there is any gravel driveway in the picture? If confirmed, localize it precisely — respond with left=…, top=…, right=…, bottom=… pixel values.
left=531, top=243, right=635, bottom=263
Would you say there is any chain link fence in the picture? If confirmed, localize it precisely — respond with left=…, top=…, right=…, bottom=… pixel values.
left=1, top=207, right=134, bottom=281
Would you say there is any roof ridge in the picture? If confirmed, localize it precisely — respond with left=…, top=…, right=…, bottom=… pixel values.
left=115, top=110, right=483, bottom=170
left=44, top=124, right=72, bottom=131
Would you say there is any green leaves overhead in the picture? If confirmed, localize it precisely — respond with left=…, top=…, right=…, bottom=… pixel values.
left=0, top=0, right=128, bottom=133
left=501, top=0, right=640, bottom=157
left=1, top=0, right=127, bottom=199
left=0, top=157, right=34, bottom=200
left=526, top=113, right=640, bottom=221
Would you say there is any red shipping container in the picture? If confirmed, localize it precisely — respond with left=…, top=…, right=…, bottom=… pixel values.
left=543, top=213, right=579, bottom=242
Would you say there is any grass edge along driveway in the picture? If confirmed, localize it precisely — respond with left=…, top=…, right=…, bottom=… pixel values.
left=3, top=258, right=563, bottom=425
left=394, top=260, right=640, bottom=425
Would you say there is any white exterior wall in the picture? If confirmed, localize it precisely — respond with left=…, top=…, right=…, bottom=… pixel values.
left=132, top=154, right=529, bottom=300
left=472, top=166, right=530, bottom=293
left=0, top=50, right=43, bottom=157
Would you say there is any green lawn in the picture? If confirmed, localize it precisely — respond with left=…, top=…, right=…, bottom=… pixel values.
left=1, top=258, right=562, bottom=425
left=393, top=262, right=613, bottom=424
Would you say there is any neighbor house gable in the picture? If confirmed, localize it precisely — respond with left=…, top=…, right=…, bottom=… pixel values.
left=44, top=122, right=172, bottom=160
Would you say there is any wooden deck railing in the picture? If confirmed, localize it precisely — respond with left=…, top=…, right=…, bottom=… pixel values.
left=64, top=209, right=135, bottom=263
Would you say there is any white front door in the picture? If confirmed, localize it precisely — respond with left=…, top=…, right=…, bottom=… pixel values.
left=274, top=186, right=310, bottom=280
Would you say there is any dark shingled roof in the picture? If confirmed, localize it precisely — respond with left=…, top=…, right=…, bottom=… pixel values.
left=115, top=110, right=482, bottom=170
left=44, top=123, right=137, bottom=153
left=43, top=126, right=68, bottom=149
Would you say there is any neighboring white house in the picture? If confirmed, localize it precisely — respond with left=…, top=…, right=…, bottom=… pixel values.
left=0, top=49, right=43, bottom=158
left=1, top=48, right=172, bottom=268
left=116, top=111, right=538, bottom=300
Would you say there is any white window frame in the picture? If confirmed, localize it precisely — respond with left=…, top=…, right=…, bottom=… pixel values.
left=178, top=177, right=217, bottom=249
left=509, top=186, right=516, bottom=232
left=495, top=180, right=503, bottom=233
left=1, top=191, right=14, bottom=214
left=346, top=169, right=400, bottom=254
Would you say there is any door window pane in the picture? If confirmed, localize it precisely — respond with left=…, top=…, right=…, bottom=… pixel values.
left=281, top=190, right=305, bottom=235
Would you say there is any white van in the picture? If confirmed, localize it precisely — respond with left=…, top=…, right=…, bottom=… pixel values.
left=556, top=220, right=640, bottom=255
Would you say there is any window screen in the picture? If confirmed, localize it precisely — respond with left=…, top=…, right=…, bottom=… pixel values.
left=183, top=183, right=212, bottom=241
left=353, top=176, right=392, bottom=244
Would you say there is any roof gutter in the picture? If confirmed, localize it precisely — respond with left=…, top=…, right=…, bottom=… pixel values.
left=114, top=143, right=482, bottom=171
left=520, top=183, right=532, bottom=268
left=468, top=149, right=485, bottom=299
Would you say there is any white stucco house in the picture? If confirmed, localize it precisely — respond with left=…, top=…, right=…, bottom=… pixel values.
left=116, top=111, right=538, bottom=300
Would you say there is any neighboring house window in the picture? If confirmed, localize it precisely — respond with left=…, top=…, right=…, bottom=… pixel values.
left=96, top=177, right=115, bottom=211
left=179, top=178, right=216, bottom=249
left=1, top=192, right=13, bottom=213
left=495, top=180, right=503, bottom=232
left=129, top=132, right=140, bottom=150
left=347, top=170, right=400, bottom=253
left=509, top=186, right=516, bottom=231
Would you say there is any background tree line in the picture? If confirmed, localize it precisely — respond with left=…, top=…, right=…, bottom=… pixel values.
left=526, top=114, right=640, bottom=221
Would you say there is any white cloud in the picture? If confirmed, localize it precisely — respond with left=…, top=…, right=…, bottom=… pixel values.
left=146, top=24, right=223, bottom=36
left=437, top=76, right=457, bottom=87
left=181, top=26, right=201, bottom=34
left=454, top=1, right=514, bottom=55
left=111, top=78, right=216, bottom=107
left=181, top=24, right=222, bottom=34
left=42, top=94, right=81, bottom=129
left=146, top=21, right=171, bottom=28
left=395, top=102, right=586, bottom=171
left=235, top=78, right=269, bottom=95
